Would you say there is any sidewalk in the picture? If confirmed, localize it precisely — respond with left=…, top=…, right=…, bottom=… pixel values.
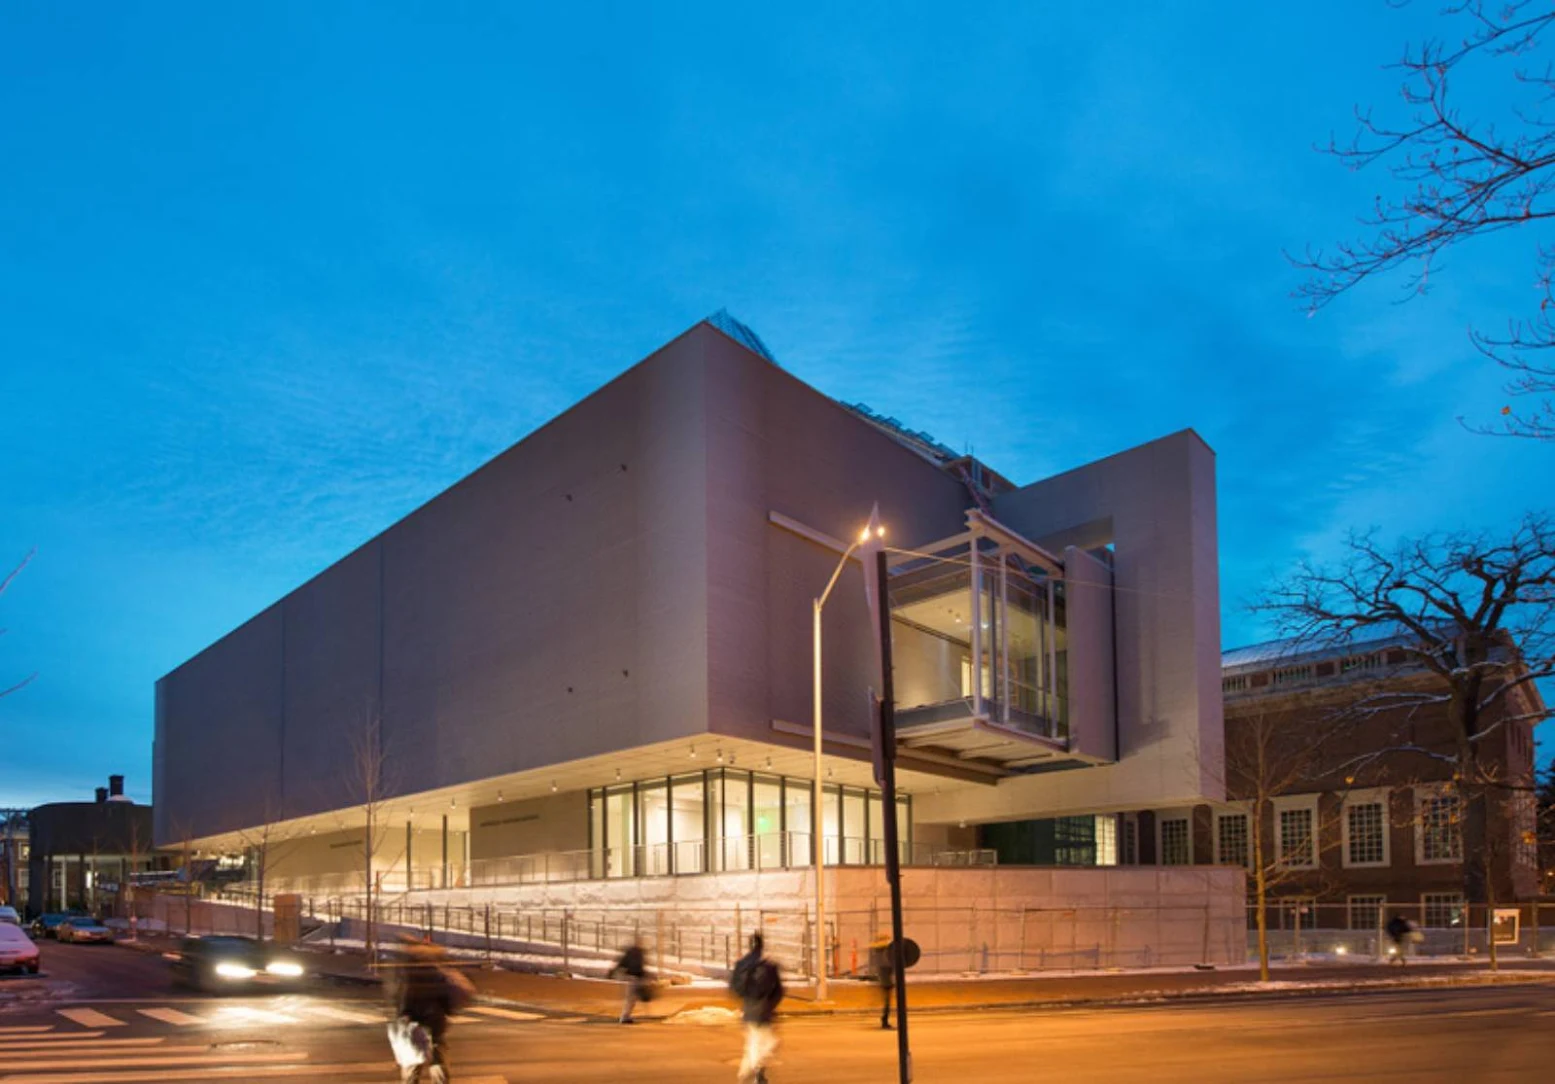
left=287, top=944, right=1555, bottom=1019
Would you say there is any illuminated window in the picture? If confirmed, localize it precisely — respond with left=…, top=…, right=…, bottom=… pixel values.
left=1216, top=812, right=1249, bottom=869
left=1160, top=818, right=1190, bottom=866
left=1345, top=800, right=1387, bottom=867
left=1418, top=791, right=1461, bottom=863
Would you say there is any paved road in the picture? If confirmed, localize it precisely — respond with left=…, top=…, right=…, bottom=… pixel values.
left=3, top=944, right=1553, bottom=1081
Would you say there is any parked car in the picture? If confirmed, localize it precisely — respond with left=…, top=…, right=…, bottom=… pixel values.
left=56, top=918, right=114, bottom=944
left=0, top=923, right=40, bottom=974
left=165, top=936, right=307, bottom=992
left=29, top=912, right=86, bottom=939
left=0, top=905, right=21, bottom=925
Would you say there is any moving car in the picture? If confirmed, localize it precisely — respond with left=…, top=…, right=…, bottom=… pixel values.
left=165, top=936, right=307, bottom=992
left=0, top=923, right=40, bottom=974
left=0, top=905, right=20, bottom=925
left=57, top=917, right=114, bottom=944
left=29, top=912, right=86, bottom=939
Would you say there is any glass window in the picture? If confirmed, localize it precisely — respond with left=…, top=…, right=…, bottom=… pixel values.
left=1279, top=896, right=1317, bottom=930
left=822, top=786, right=840, bottom=865
left=1122, top=817, right=1137, bottom=865
left=753, top=777, right=782, bottom=870
left=590, top=791, right=606, bottom=879
left=1278, top=807, right=1314, bottom=868
left=1348, top=895, right=1385, bottom=931
left=842, top=790, right=866, bottom=865
left=718, top=771, right=750, bottom=872
left=605, top=788, right=633, bottom=878
left=1423, top=893, right=1464, bottom=928
left=670, top=774, right=705, bottom=875
left=1161, top=818, right=1190, bottom=866
left=1421, top=795, right=1461, bottom=862
left=638, top=781, right=670, bottom=876
left=867, top=795, right=885, bottom=863
left=1217, top=813, right=1249, bottom=869
left=1346, top=803, right=1385, bottom=866
left=785, top=780, right=812, bottom=867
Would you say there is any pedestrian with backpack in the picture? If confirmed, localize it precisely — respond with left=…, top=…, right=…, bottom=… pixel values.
left=729, top=932, right=784, bottom=1084
left=609, top=937, right=651, bottom=1024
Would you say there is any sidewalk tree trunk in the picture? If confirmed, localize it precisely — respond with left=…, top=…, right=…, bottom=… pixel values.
left=349, top=709, right=392, bottom=969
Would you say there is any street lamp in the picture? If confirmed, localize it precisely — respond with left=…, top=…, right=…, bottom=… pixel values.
left=813, top=516, right=884, bottom=1001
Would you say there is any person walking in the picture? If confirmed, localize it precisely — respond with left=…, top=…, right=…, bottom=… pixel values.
left=1385, top=913, right=1421, bottom=965
left=730, top=932, right=784, bottom=1084
left=869, top=935, right=895, bottom=1029
left=610, top=937, right=650, bottom=1024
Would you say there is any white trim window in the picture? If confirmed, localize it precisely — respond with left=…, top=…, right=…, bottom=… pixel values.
left=1159, top=816, right=1192, bottom=866
left=1422, top=892, right=1464, bottom=929
left=1347, top=894, right=1386, bottom=931
left=1341, top=788, right=1390, bottom=869
left=1273, top=795, right=1319, bottom=869
left=1415, top=786, right=1462, bottom=865
left=1215, top=808, right=1251, bottom=869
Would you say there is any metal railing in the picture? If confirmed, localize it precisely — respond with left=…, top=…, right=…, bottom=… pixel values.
left=1246, top=900, right=1555, bottom=960
left=223, top=833, right=997, bottom=901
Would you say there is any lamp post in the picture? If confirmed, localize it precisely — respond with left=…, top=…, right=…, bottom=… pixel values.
left=812, top=517, right=884, bottom=1001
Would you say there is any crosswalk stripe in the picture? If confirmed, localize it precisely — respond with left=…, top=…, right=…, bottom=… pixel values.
left=205, top=1006, right=299, bottom=1026
left=1, top=1061, right=394, bottom=1083
left=0, top=1026, right=53, bottom=1034
left=0, top=1033, right=105, bottom=1044
left=466, top=1005, right=544, bottom=1022
left=55, top=1009, right=124, bottom=1029
left=0, top=1038, right=162, bottom=1053
left=302, top=1004, right=383, bottom=1025
left=136, top=1008, right=204, bottom=1026
left=0, top=1050, right=309, bottom=1072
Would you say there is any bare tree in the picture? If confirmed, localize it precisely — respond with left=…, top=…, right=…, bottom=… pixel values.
left=1253, top=513, right=1555, bottom=909
left=1, top=550, right=36, bottom=700
left=349, top=709, right=393, bottom=968
left=1295, top=2, right=1555, bottom=437
left=234, top=795, right=303, bottom=941
left=1221, top=711, right=1352, bottom=981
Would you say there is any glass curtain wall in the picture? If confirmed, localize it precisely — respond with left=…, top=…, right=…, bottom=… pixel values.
left=588, top=769, right=912, bottom=878
left=889, top=538, right=1069, bottom=740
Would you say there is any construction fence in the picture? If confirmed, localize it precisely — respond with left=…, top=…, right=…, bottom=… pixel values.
left=1248, top=900, right=1555, bottom=960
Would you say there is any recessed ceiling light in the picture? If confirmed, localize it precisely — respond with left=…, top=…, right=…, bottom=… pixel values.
left=551, top=781, right=558, bottom=793
left=497, top=791, right=504, bottom=803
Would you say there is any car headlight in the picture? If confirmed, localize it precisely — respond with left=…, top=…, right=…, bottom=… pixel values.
left=265, top=961, right=304, bottom=978
left=214, top=962, right=258, bottom=980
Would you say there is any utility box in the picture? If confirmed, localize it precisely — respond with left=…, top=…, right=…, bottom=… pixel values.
left=274, top=893, right=302, bottom=945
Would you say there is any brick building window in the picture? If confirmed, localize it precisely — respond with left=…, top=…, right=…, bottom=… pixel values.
left=1418, top=791, right=1462, bottom=864
left=1121, top=816, right=1137, bottom=865
left=1278, top=896, right=1317, bottom=930
left=1348, top=895, right=1386, bottom=931
left=1344, top=799, right=1387, bottom=867
left=1160, top=817, right=1191, bottom=866
left=1423, top=892, right=1465, bottom=929
left=1275, top=797, right=1318, bottom=869
left=1216, top=812, right=1249, bottom=868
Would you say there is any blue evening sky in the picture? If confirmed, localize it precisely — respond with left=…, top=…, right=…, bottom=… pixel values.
left=2, top=2, right=1551, bottom=806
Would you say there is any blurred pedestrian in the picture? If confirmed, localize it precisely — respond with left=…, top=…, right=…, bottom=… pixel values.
left=1385, top=914, right=1421, bottom=965
left=869, top=935, right=895, bottom=1029
left=610, top=936, right=650, bottom=1023
left=386, top=936, right=470, bottom=1084
left=730, top=932, right=784, bottom=1084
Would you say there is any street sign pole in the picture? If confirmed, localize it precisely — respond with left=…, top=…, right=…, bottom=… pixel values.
left=872, top=545, right=912, bottom=1084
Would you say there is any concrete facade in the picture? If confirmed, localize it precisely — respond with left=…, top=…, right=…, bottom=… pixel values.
left=154, top=316, right=1227, bottom=912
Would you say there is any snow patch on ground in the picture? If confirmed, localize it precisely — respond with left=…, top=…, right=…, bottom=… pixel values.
left=664, top=1005, right=741, bottom=1025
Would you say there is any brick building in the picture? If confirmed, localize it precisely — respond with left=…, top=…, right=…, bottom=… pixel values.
left=977, top=630, right=1547, bottom=934
left=1205, top=632, right=1546, bottom=930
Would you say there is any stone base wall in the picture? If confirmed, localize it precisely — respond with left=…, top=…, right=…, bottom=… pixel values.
left=371, top=864, right=1245, bottom=974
